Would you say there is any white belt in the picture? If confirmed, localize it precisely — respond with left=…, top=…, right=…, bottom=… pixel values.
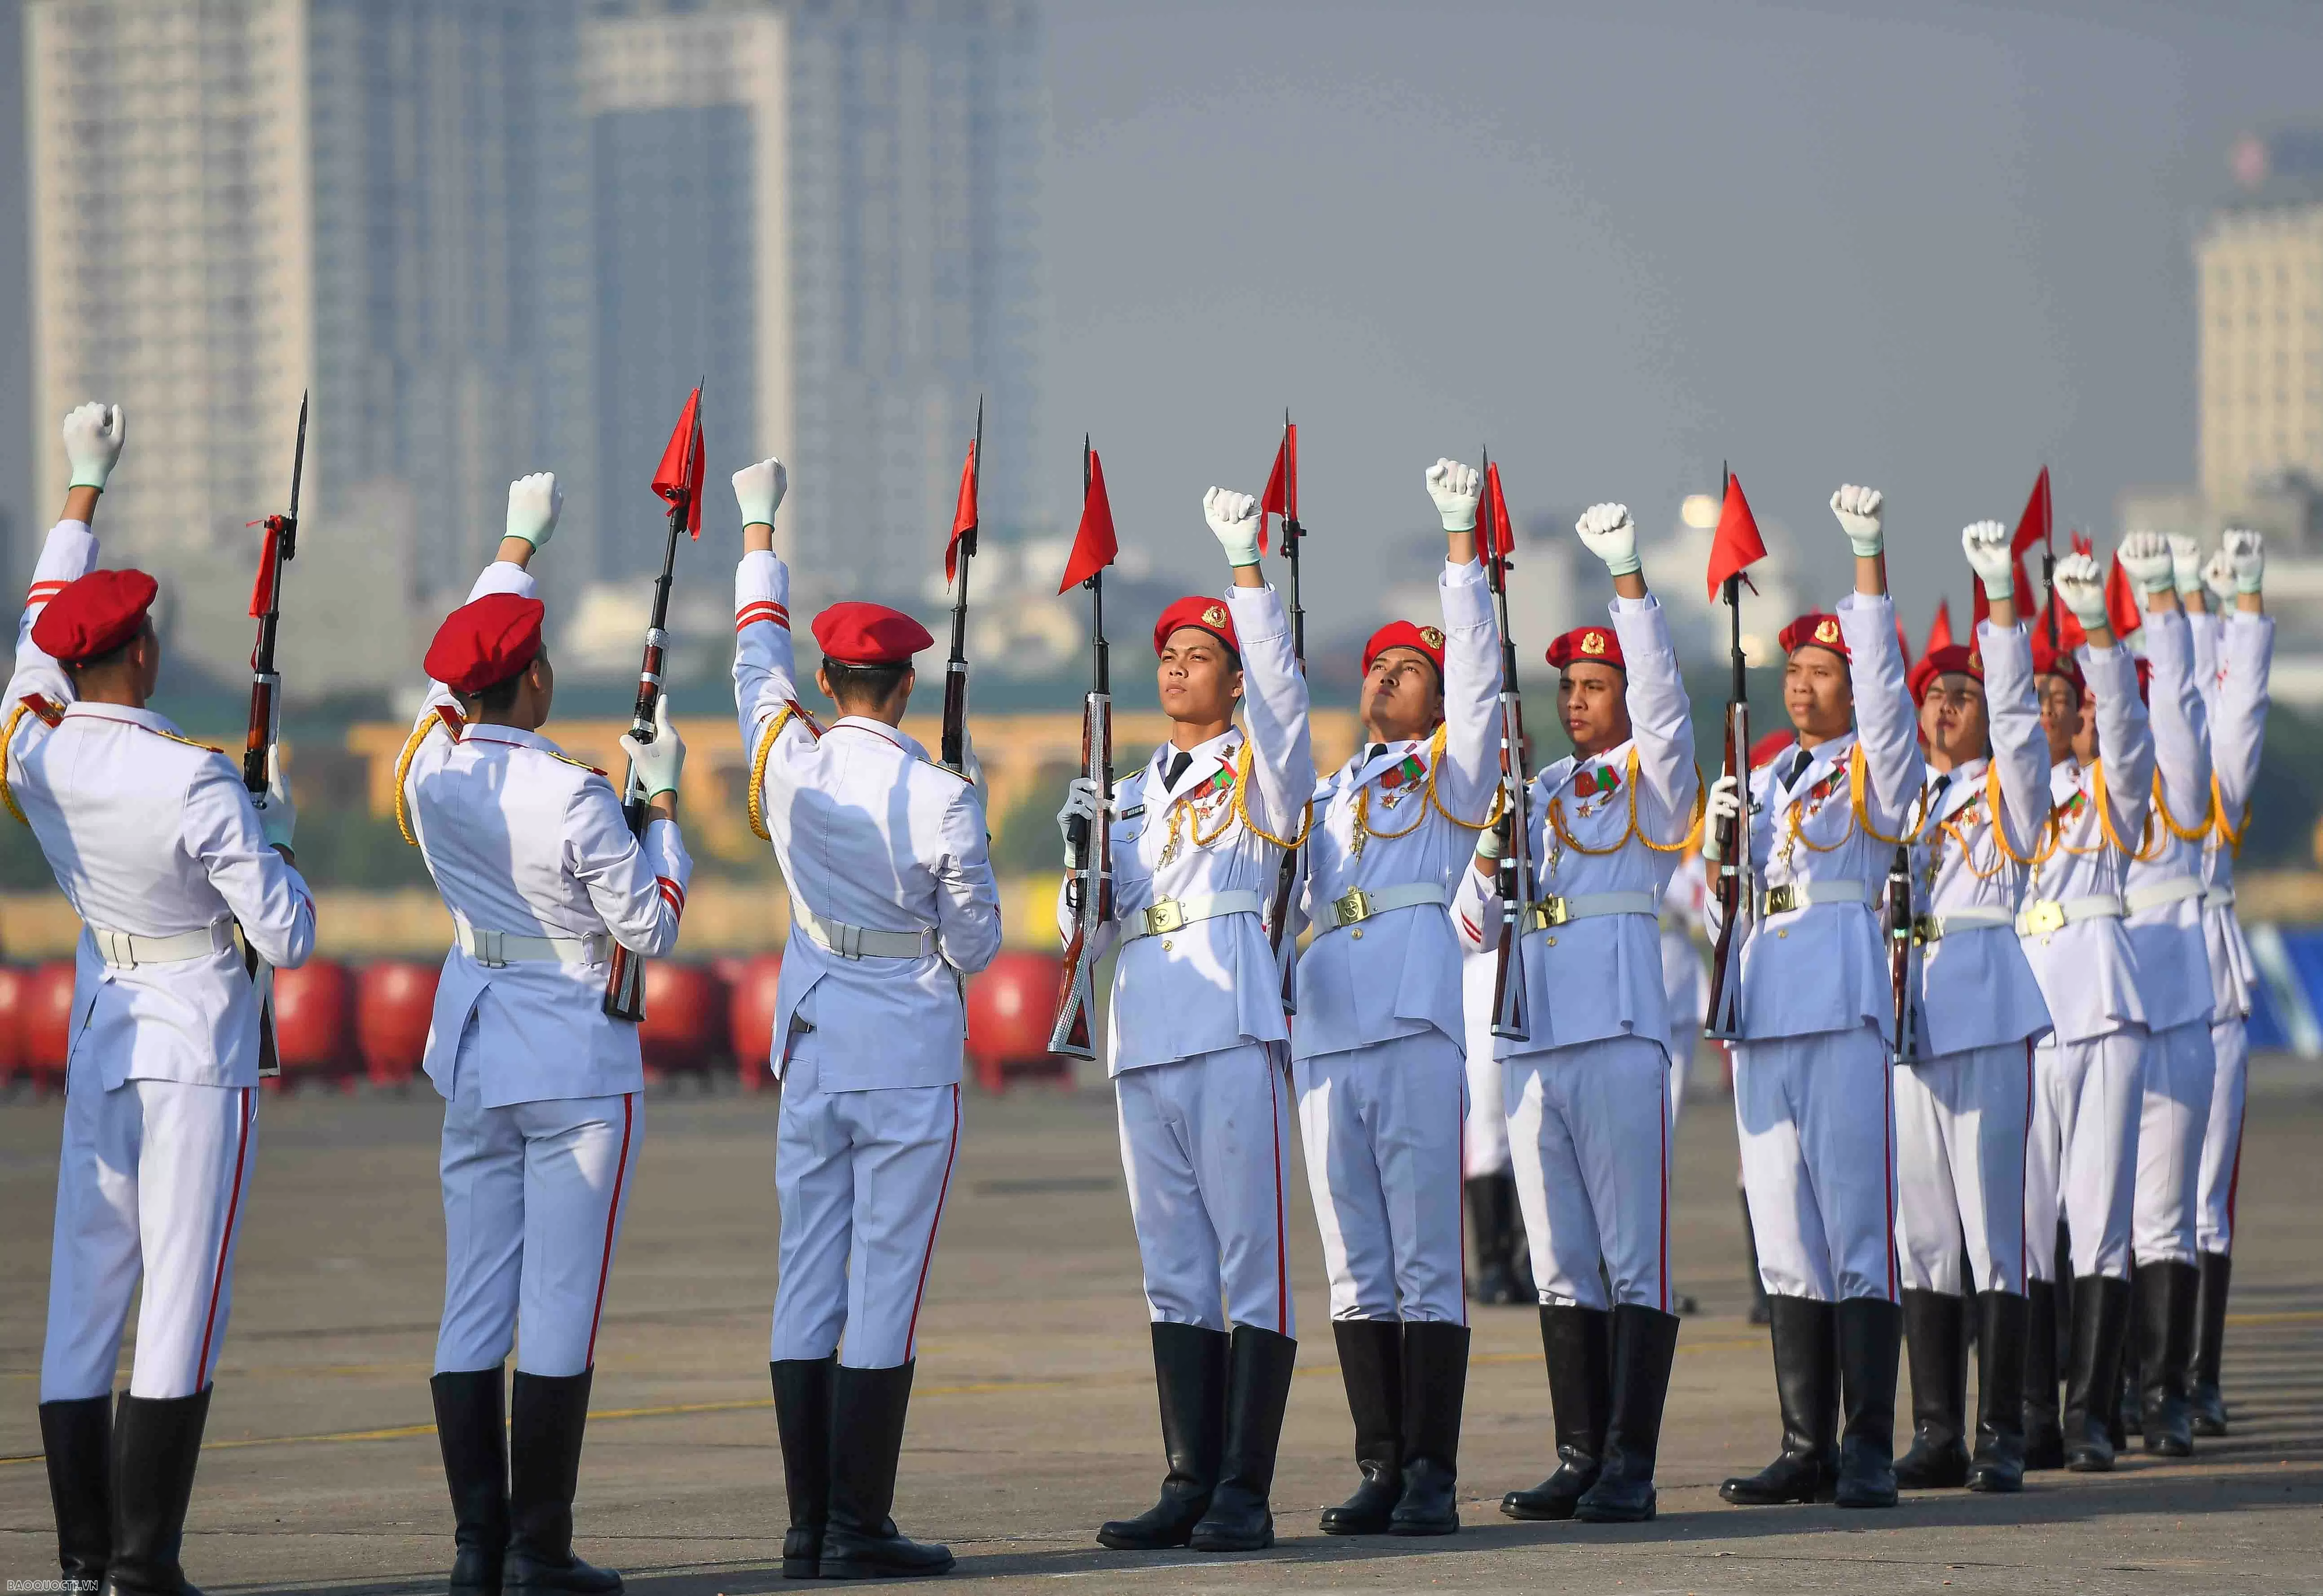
left=1760, top=880, right=1867, bottom=915
left=1316, top=882, right=1446, bottom=933
left=2125, top=876, right=2205, bottom=917
left=795, top=904, right=937, bottom=961
left=1121, top=890, right=1266, bottom=943
left=1523, top=890, right=1658, bottom=931
left=2204, top=885, right=2235, bottom=910
left=458, top=921, right=613, bottom=968
left=2016, top=894, right=2123, bottom=938
left=1910, top=906, right=2015, bottom=942
left=87, top=918, right=234, bottom=971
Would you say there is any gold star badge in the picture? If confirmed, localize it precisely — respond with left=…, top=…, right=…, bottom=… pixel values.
left=1202, top=604, right=1227, bottom=628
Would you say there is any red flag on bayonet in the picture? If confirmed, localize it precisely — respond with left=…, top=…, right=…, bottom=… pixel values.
left=1925, top=598, right=1954, bottom=655
left=1481, top=462, right=1514, bottom=559
left=1058, top=448, right=1119, bottom=592
left=946, top=437, right=978, bottom=582
left=1259, top=423, right=1297, bottom=554
left=1705, top=473, right=1767, bottom=599
left=651, top=386, right=706, bottom=537
left=2105, top=549, right=2144, bottom=639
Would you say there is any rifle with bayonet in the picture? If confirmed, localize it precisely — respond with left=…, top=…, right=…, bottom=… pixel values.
left=1049, top=437, right=1114, bottom=1059
left=940, top=400, right=982, bottom=776
left=1262, top=411, right=1304, bottom=1011
left=1703, top=575, right=1754, bottom=1038
left=240, top=393, right=307, bottom=1077
left=1480, top=453, right=1533, bottom=1042
left=1886, top=841, right=1919, bottom=1064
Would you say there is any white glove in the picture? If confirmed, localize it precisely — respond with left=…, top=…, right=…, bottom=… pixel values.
left=1057, top=775, right=1106, bottom=868
left=1574, top=502, right=1640, bottom=578
left=1204, top=487, right=1262, bottom=567
left=735, top=458, right=788, bottom=528
left=62, top=402, right=126, bottom=491
left=2054, top=552, right=2110, bottom=630
left=1960, top=519, right=2014, bottom=599
left=1830, top=483, right=1884, bottom=558
left=1426, top=459, right=1481, bottom=533
left=620, top=696, right=687, bottom=799
left=1701, top=772, right=1744, bottom=863
left=2226, top=528, right=2264, bottom=595
left=253, top=748, right=297, bottom=852
left=504, top=472, right=563, bottom=550
left=2117, top=530, right=2174, bottom=595
left=2203, top=547, right=2236, bottom=611
left=1475, top=816, right=1508, bottom=866
left=2168, top=533, right=2204, bottom=596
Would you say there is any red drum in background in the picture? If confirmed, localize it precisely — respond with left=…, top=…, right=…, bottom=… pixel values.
left=965, top=951, right=1070, bottom=1094
left=726, top=954, right=783, bottom=1092
left=356, top=960, right=440, bottom=1089
left=641, top=961, right=727, bottom=1080
left=22, top=960, right=79, bottom=1095
left=270, top=959, right=355, bottom=1088
left=0, top=964, right=25, bottom=1083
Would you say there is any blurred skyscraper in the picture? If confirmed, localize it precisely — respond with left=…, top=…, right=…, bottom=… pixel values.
left=24, top=0, right=1043, bottom=690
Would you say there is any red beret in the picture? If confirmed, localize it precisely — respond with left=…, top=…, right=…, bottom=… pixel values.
left=1750, top=729, right=1797, bottom=770
left=1907, top=643, right=1984, bottom=706
left=425, top=592, right=546, bottom=695
left=2031, top=632, right=2084, bottom=699
left=31, top=568, right=157, bottom=664
left=1363, top=620, right=1445, bottom=678
left=1153, top=596, right=1240, bottom=659
left=1546, top=624, right=1624, bottom=673
left=811, top=602, right=934, bottom=666
left=1779, top=612, right=1849, bottom=660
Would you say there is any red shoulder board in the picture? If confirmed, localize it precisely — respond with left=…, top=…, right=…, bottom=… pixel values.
left=20, top=693, right=63, bottom=728
left=784, top=698, right=825, bottom=740
left=434, top=704, right=466, bottom=737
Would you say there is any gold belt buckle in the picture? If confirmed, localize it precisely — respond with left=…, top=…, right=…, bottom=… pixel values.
left=1911, top=912, right=1940, bottom=945
left=1143, top=898, right=1186, bottom=936
left=1764, top=884, right=1799, bottom=915
left=1333, top=888, right=1372, bottom=927
left=2020, top=900, right=2065, bottom=937
left=1530, top=897, right=1570, bottom=930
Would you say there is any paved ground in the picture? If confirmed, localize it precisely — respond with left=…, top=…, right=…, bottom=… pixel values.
left=0, top=1070, right=2318, bottom=1596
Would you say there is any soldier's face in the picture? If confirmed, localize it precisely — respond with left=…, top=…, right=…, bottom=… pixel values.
left=1557, top=663, right=1630, bottom=757
left=2037, top=673, right=2082, bottom=764
left=1156, top=628, right=1242, bottom=725
left=1359, top=647, right=1442, bottom=743
left=1918, top=675, right=1986, bottom=767
left=1783, top=647, right=1853, bottom=739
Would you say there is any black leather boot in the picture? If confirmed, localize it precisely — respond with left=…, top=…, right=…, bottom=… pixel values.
left=1465, top=1176, right=1520, bottom=1306
left=1500, top=1304, right=1609, bottom=1520
left=2022, top=1278, right=2065, bottom=1470
left=1893, top=1289, right=1970, bottom=1489
left=821, top=1361, right=953, bottom=1578
left=1188, top=1325, right=1297, bottom=1553
left=1967, top=1291, right=2027, bottom=1493
left=2135, top=1260, right=2199, bottom=1457
left=2062, top=1275, right=2131, bottom=1473
left=771, top=1356, right=835, bottom=1577
left=2190, top=1250, right=2231, bottom=1437
left=1389, top=1321, right=1468, bottom=1535
left=1833, top=1297, right=1902, bottom=1509
left=504, top=1369, right=621, bottom=1593
left=1318, top=1320, right=1401, bottom=1534
left=1720, top=1296, right=1839, bottom=1506
left=100, top=1386, right=210, bottom=1596
left=1100, top=1323, right=1228, bottom=1550
left=1742, top=1194, right=1772, bottom=1326
left=1575, top=1305, right=1680, bottom=1523
left=432, top=1368, right=509, bottom=1596
left=40, top=1394, right=111, bottom=1586
left=2115, top=1289, right=2141, bottom=1451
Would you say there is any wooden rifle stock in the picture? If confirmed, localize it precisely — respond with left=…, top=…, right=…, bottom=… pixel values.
left=241, top=392, right=306, bottom=1077
left=1703, top=574, right=1751, bottom=1040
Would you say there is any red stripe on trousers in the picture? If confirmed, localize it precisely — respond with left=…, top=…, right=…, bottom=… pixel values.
left=1457, top=1084, right=1469, bottom=1328
left=2020, top=1039, right=2034, bottom=1287
left=583, top=1094, right=636, bottom=1369
left=903, top=1085, right=963, bottom=1359
left=1271, top=1061, right=1288, bottom=1335
left=1659, top=1071, right=1672, bottom=1314
left=2225, top=1098, right=2245, bottom=1237
left=196, top=1089, right=255, bottom=1386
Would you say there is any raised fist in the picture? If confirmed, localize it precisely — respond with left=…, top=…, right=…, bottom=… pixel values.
left=62, top=402, right=126, bottom=491
left=1426, top=459, right=1481, bottom=533
left=1572, top=502, right=1640, bottom=578
left=734, top=458, right=788, bottom=528
left=1204, top=487, right=1262, bottom=567
left=2225, top=528, right=2264, bottom=595
left=2167, top=533, right=2204, bottom=596
left=1960, top=519, right=2014, bottom=598
left=505, top=472, right=563, bottom=551
left=2116, top=530, right=2174, bottom=595
left=2203, top=547, right=2236, bottom=611
left=1830, top=484, right=1884, bottom=558
left=2054, top=552, right=2110, bottom=630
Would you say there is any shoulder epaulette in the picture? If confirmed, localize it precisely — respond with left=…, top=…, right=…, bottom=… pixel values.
left=146, top=725, right=225, bottom=755
left=20, top=693, right=62, bottom=728
left=919, top=757, right=973, bottom=785
left=392, top=707, right=467, bottom=846
left=747, top=699, right=824, bottom=840
left=0, top=695, right=62, bottom=825
left=543, top=748, right=609, bottom=778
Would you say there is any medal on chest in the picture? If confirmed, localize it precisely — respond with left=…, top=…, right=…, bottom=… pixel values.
left=1351, top=752, right=1430, bottom=858
left=1159, top=764, right=1237, bottom=867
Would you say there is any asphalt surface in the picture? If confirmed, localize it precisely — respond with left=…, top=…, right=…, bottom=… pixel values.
left=1, top=1067, right=2317, bottom=1595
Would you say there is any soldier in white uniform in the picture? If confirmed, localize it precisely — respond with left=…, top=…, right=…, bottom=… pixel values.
left=1460, top=946, right=1523, bottom=1304
left=2182, top=532, right=2270, bottom=1437
left=729, top=461, right=1003, bottom=1581
left=2015, top=552, right=2153, bottom=1474
left=1294, top=461, right=1498, bottom=1537
left=397, top=475, right=693, bottom=1596
left=2112, top=531, right=2216, bottom=1458
left=1886, top=520, right=2054, bottom=1496
left=1452, top=502, right=1700, bottom=1525
left=7, top=405, right=314, bottom=1595
left=1055, top=489, right=1314, bottom=1555
left=1708, top=486, right=1921, bottom=1512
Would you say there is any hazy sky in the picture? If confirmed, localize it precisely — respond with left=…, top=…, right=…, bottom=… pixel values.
left=1041, top=0, right=2323, bottom=637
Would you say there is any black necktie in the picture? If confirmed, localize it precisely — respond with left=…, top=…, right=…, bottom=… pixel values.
left=1786, top=748, right=1812, bottom=789
left=1165, top=750, right=1192, bottom=789
left=1367, top=743, right=1387, bottom=766
left=1921, top=772, right=1951, bottom=830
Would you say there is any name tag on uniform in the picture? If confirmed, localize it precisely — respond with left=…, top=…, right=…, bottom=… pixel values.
left=1118, top=804, right=1145, bottom=822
